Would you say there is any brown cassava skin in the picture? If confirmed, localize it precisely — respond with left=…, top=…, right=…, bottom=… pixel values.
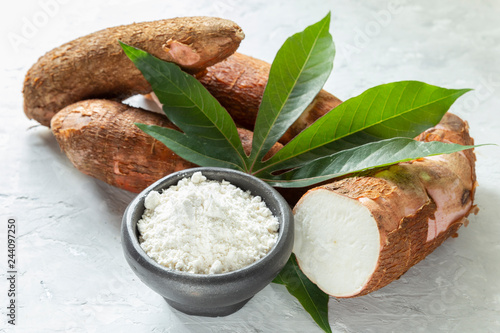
left=24, top=17, right=245, bottom=127
left=51, top=99, right=282, bottom=193
left=198, top=52, right=343, bottom=143
left=293, top=113, right=477, bottom=297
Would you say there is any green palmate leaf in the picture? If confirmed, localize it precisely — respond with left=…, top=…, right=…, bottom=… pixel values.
left=249, top=12, right=334, bottom=168
left=258, top=81, right=471, bottom=174
left=135, top=124, right=245, bottom=171
left=119, top=42, right=247, bottom=172
left=263, top=138, right=478, bottom=188
left=273, top=254, right=331, bottom=333
left=118, top=14, right=481, bottom=333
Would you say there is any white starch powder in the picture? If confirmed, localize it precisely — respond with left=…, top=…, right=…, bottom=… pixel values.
left=137, top=172, right=280, bottom=274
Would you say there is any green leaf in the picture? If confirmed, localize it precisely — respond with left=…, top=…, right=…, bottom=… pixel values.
left=273, top=254, right=331, bottom=333
left=118, top=19, right=480, bottom=333
left=259, top=81, right=471, bottom=173
left=135, top=124, right=245, bottom=171
left=119, top=41, right=247, bottom=171
left=249, top=12, right=334, bottom=167
left=262, top=138, right=478, bottom=188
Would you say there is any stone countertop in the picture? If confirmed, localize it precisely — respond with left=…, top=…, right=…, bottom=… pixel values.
left=1, top=0, right=499, bottom=332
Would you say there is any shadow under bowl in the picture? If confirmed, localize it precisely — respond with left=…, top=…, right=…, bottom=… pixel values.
left=121, top=167, right=294, bottom=317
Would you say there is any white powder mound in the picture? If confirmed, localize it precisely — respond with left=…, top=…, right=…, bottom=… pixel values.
left=137, top=172, right=280, bottom=274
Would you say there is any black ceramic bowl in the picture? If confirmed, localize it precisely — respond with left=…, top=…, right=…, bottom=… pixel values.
left=121, top=167, right=294, bottom=317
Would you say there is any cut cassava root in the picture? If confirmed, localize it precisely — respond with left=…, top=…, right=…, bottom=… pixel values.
left=292, top=113, right=477, bottom=298
left=23, top=17, right=244, bottom=127
left=51, top=99, right=282, bottom=193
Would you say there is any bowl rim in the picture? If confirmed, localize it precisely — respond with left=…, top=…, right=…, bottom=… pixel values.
left=122, top=166, right=293, bottom=282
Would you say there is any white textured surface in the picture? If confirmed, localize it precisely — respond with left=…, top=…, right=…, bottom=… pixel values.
left=1, top=0, right=500, bottom=332
left=293, top=190, right=381, bottom=297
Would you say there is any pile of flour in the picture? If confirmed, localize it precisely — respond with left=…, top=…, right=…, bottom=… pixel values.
left=137, top=172, right=280, bottom=274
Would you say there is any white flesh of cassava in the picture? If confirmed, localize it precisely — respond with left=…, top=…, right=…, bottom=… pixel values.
left=293, top=189, right=381, bottom=297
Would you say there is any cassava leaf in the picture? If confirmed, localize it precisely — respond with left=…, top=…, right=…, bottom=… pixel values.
left=273, top=254, right=331, bottom=333
left=119, top=16, right=481, bottom=333
left=261, top=138, right=478, bottom=188
left=249, top=12, right=334, bottom=168
left=257, top=81, right=471, bottom=174
left=120, top=42, right=247, bottom=171
left=135, top=124, right=245, bottom=171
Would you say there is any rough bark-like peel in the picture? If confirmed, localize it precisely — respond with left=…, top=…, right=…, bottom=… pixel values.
left=198, top=52, right=343, bottom=143
left=50, top=99, right=281, bottom=193
left=24, top=17, right=245, bottom=126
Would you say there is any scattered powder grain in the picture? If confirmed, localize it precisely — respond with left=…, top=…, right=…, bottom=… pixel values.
left=137, top=172, right=280, bottom=274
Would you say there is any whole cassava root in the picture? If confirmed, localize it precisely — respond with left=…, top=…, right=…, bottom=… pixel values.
left=197, top=52, right=343, bottom=143
left=51, top=99, right=282, bottom=193
left=292, top=113, right=477, bottom=298
left=23, top=17, right=244, bottom=127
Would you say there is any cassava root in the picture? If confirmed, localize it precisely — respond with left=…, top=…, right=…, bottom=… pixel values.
left=23, top=17, right=244, bottom=127
left=292, top=112, right=477, bottom=298
left=198, top=52, right=343, bottom=143
left=147, top=52, right=344, bottom=143
left=50, top=99, right=282, bottom=193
